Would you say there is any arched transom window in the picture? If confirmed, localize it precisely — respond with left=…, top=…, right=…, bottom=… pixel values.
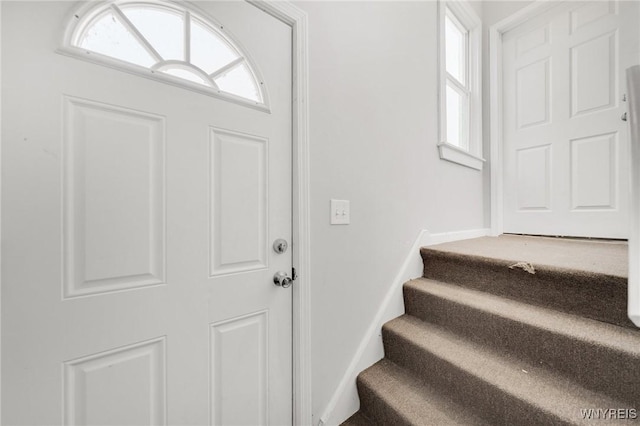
left=64, top=1, right=266, bottom=106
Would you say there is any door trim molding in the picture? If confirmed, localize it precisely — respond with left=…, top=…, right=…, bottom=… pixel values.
left=247, top=1, right=312, bottom=424
left=0, top=4, right=3, bottom=421
left=488, top=0, right=564, bottom=236
left=627, top=65, right=640, bottom=328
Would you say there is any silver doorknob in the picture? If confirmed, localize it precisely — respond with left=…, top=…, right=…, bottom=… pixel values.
left=273, top=271, right=293, bottom=288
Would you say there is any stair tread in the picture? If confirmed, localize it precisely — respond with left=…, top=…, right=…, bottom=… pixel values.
left=420, top=243, right=632, bottom=329
left=358, top=359, right=490, bottom=426
left=422, top=235, right=627, bottom=279
left=405, top=278, right=640, bottom=355
left=384, top=315, right=626, bottom=424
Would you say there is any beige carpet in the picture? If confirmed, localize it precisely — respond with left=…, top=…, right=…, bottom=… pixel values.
left=427, top=234, right=628, bottom=278
left=420, top=235, right=630, bottom=328
left=344, top=235, right=638, bottom=426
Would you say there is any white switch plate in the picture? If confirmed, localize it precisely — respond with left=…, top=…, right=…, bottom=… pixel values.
left=330, top=199, right=350, bottom=225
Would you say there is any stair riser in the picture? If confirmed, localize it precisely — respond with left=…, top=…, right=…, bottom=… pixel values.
left=341, top=412, right=375, bottom=426
left=356, top=376, right=410, bottom=426
left=403, top=285, right=640, bottom=406
left=383, top=326, right=574, bottom=426
left=420, top=249, right=631, bottom=329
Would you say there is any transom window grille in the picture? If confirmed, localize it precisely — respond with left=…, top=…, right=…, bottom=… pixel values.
left=64, top=1, right=266, bottom=106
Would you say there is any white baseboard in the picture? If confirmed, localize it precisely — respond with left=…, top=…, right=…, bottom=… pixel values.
left=317, top=228, right=490, bottom=426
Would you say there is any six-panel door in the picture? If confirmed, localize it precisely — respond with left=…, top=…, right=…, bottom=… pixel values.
left=502, top=0, right=639, bottom=238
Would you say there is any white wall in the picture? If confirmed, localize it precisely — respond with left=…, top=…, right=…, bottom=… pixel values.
left=295, top=2, right=485, bottom=424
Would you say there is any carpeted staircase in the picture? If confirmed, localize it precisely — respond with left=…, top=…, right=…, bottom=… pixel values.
left=343, top=235, right=640, bottom=425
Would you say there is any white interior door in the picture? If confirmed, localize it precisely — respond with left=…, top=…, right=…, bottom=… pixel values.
left=502, top=0, right=639, bottom=239
left=1, top=1, right=293, bottom=425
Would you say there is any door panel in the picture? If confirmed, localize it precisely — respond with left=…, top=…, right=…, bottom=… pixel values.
left=63, top=97, right=166, bottom=298
left=570, top=133, right=617, bottom=210
left=516, top=58, right=551, bottom=129
left=209, top=128, right=268, bottom=276
left=571, top=32, right=616, bottom=116
left=1, top=1, right=292, bottom=425
left=210, top=311, right=268, bottom=426
left=502, top=0, right=638, bottom=238
left=64, top=337, right=167, bottom=425
left=516, top=144, right=552, bottom=211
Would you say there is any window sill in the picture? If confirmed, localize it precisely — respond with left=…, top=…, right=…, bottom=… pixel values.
left=437, top=142, right=485, bottom=170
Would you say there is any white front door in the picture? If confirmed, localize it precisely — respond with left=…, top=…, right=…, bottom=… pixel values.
left=502, top=0, right=639, bottom=238
left=2, top=1, right=293, bottom=425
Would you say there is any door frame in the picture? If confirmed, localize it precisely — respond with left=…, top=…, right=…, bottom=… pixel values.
left=0, top=1, right=312, bottom=424
left=0, top=4, right=3, bottom=421
left=488, top=0, right=563, bottom=237
left=626, top=65, right=640, bottom=327
left=248, top=2, right=313, bottom=423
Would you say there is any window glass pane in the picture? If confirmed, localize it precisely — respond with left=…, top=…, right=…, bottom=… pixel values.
left=79, top=12, right=156, bottom=67
left=446, top=84, right=463, bottom=148
left=214, top=63, right=260, bottom=102
left=123, top=7, right=184, bottom=60
left=73, top=2, right=265, bottom=105
left=445, top=14, right=466, bottom=84
left=191, top=19, right=240, bottom=74
left=162, top=67, right=211, bottom=86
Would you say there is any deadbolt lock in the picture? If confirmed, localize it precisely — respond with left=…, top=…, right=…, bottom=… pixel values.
left=273, top=238, right=288, bottom=254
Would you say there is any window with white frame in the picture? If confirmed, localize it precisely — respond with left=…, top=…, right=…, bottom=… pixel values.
left=62, top=0, right=266, bottom=108
left=438, top=0, right=483, bottom=170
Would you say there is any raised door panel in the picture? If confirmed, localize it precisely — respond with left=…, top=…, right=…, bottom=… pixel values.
left=570, top=1, right=617, bottom=33
left=209, top=128, right=268, bottom=276
left=516, top=24, right=550, bottom=57
left=517, top=59, right=551, bottom=129
left=64, top=337, right=167, bottom=426
left=63, top=98, right=165, bottom=298
left=571, top=32, right=617, bottom=117
left=516, top=145, right=552, bottom=211
left=210, top=311, right=268, bottom=426
left=571, top=132, right=617, bottom=210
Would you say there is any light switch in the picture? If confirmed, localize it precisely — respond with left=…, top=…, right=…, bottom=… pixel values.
left=330, top=199, right=350, bottom=225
